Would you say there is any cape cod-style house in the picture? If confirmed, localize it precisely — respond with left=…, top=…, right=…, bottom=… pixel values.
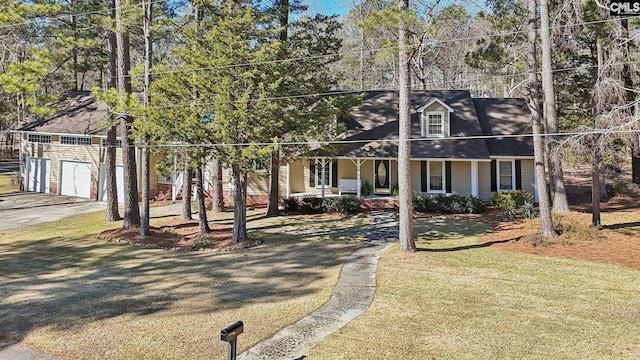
left=278, top=90, right=537, bottom=202
left=15, top=90, right=537, bottom=204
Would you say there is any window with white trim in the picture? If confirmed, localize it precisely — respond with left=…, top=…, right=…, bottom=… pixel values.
left=100, top=138, right=122, bottom=148
left=314, top=159, right=332, bottom=187
left=60, top=136, right=92, bottom=146
left=422, top=111, right=445, bottom=137
left=498, top=160, right=515, bottom=191
left=157, top=173, right=173, bottom=184
left=251, top=157, right=269, bottom=173
left=428, top=161, right=445, bottom=193
left=27, top=134, right=52, bottom=143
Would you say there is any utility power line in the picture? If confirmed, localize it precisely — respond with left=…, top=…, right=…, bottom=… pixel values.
left=135, top=15, right=639, bottom=79
left=143, top=59, right=640, bottom=110
left=0, top=0, right=171, bottom=30
left=97, top=128, right=640, bottom=149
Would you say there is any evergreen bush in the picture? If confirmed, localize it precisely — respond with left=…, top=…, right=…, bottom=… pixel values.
left=282, top=197, right=300, bottom=212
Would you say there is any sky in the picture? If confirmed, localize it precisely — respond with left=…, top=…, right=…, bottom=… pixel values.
left=304, top=0, right=351, bottom=19
left=302, top=0, right=488, bottom=21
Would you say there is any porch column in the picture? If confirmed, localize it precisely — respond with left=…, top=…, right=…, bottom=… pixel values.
left=18, top=132, right=24, bottom=189
left=471, top=161, right=479, bottom=197
left=171, top=151, right=178, bottom=201
left=286, top=162, right=290, bottom=198
left=350, top=158, right=364, bottom=198
left=320, top=158, right=326, bottom=199
left=356, top=159, right=362, bottom=198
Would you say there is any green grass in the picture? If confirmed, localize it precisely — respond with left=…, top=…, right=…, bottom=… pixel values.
left=308, top=217, right=640, bottom=359
left=0, top=173, right=18, bottom=194
left=0, top=210, right=368, bottom=359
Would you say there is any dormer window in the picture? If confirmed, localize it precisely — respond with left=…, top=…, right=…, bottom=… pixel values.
left=416, top=97, right=454, bottom=138
left=424, top=112, right=444, bottom=137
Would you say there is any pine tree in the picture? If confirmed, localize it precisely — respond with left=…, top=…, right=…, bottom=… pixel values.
left=397, top=0, right=415, bottom=252
left=539, top=0, right=569, bottom=213
left=527, top=0, right=555, bottom=238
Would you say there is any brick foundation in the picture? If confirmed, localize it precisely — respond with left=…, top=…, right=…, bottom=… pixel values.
left=360, top=198, right=399, bottom=211
left=223, top=194, right=271, bottom=208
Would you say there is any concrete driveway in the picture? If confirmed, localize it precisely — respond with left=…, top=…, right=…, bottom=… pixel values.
left=0, top=192, right=106, bottom=231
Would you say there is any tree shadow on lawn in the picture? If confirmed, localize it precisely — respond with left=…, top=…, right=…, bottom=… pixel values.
left=248, top=215, right=367, bottom=233
left=417, top=239, right=512, bottom=252
left=0, top=235, right=351, bottom=343
left=414, top=217, right=494, bottom=252
left=605, top=221, right=640, bottom=231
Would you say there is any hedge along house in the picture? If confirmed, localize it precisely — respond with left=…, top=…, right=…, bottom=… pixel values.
left=281, top=90, right=537, bottom=202
left=15, top=91, right=168, bottom=201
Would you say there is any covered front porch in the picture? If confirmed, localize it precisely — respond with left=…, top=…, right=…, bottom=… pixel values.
left=282, top=157, right=486, bottom=200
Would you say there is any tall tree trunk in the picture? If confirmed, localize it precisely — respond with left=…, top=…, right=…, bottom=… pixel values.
left=591, top=35, right=605, bottom=228
left=539, top=0, right=569, bottom=213
left=195, top=166, right=210, bottom=234
left=115, top=0, right=140, bottom=229
left=211, top=157, right=224, bottom=212
left=633, top=145, right=640, bottom=184
left=591, top=135, right=602, bottom=228
left=266, top=147, right=280, bottom=216
left=232, top=165, right=247, bottom=244
left=182, top=156, right=193, bottom=220
left=266, top=0, right=289, bottom=217
left=359, top=26, right=365, bottom=90
left=621, top=18, right=640, bottom=184
left=527, top=0, right=555, bottom=238
left=105, top=0, right=121, bottom=221
left=71, top=2, right=79, bottom=91
left=140, top=0, right=153, bottom=236
left=397, top=0, right=415, bottom=252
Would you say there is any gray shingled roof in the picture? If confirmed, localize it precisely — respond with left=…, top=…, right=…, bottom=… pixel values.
left=18, top=91, right=111, bottom=135
left=473, top=98, right=534, bottom=157
left=334, top=90, right=492, bottom=160
left=19, top=90, right=534, bottom=160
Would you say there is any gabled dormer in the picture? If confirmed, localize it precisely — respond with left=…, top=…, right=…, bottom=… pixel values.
left=416, top=97, right=454, bottom=138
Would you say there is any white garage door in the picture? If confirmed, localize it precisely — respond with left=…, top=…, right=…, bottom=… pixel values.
left=25, top=157, right=51, bottom=193
left=59, top=160, right=92, bottom=198
left=98, top=163, right=124, bottom=203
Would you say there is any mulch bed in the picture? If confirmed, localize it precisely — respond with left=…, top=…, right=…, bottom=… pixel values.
left=98, top=219, right=262, bottom=252
left=476, top=199, right=640, bottom=271
left=99, top=168, right=640, bottom=271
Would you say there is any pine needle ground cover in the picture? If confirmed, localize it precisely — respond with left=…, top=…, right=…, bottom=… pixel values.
left=308, top=217, right=640, bottom=359
left=0, top=210, right=368, bottom=359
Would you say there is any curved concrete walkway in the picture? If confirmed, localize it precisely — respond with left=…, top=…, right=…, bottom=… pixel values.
left=0, top=210, right=397, bottom=360
left=0, top=342, right=63, bottom=360
left=238, top=211, right=398, bottom=360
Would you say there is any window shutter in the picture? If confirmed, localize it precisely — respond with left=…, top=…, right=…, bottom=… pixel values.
left=421, top=161, right=427, bottom=192
left=332, top=160, right=338, bottom=187
left=515, top=160, right=522, bottom=190
left=490, top=160, right=497, bottom=192
left=309, top=160, right=315, bottom=187
left=420, top=113, right=425, bottom=137
left=445, top=161, right=452, bottom=193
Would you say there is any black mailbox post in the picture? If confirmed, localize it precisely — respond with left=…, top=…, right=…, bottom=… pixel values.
left=221, top=321, right=244, bottom=360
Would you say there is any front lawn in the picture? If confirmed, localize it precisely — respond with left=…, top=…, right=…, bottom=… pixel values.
left=0, top=173, right=18, bottom=194
left=307, top=217, right=640, bottom=359
left=0, top=210, right=368, bottom=359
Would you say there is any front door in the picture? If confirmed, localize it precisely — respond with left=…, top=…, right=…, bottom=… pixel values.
left=374, top=159, right=390, bottom=194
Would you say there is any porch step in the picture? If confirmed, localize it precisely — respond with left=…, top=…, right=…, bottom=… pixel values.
left=361, top=197, right=398, bottom=211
